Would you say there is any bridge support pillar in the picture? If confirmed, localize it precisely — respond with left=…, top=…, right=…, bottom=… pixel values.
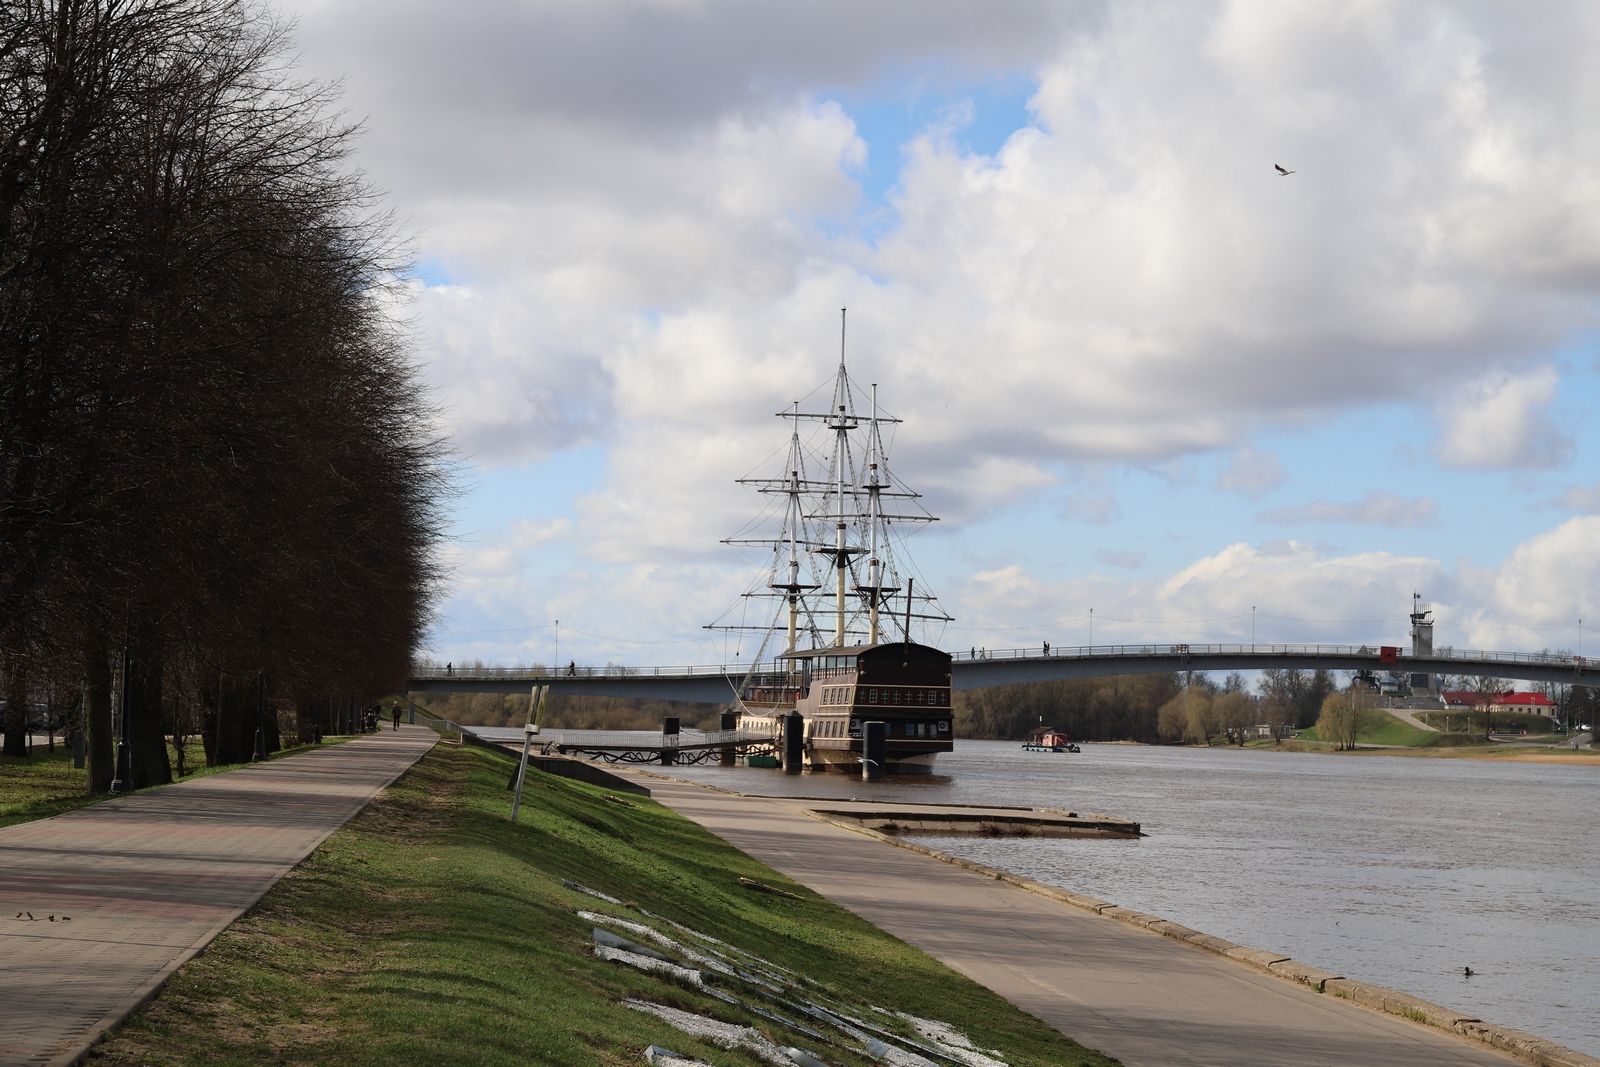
left=862, top=721, right=885, bottom=781
left=719, top=711, right=736, bottom=767
left=782, top=711, right=804, bottom=774
left=661, top=716, right=680, bottom=765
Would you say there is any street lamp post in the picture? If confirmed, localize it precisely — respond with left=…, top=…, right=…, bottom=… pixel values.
left=554, top=619, right=559, bottom=673
left=1252, top=605, right=1257, bottom=650
left=1089, top=607, right=1094, bottom=648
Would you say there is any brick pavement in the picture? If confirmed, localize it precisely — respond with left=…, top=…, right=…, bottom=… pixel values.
left=0, top=727, right=435, bottom=1067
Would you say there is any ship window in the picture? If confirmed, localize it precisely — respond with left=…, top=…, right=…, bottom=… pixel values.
left=914, top=689, right=924, bottom=705
left=868, top=688, right=878, bottom=703
left=938, top=720, right=950, bottom=733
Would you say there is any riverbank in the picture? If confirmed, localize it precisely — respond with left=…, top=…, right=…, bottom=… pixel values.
left=1248, top=738, right=1600, bottom=763
left=643, top=737, right=1600, bottom=1059
left=91, top=742, right=1108, bottom=1065
left=634, top=768, right=1553, bottom=1066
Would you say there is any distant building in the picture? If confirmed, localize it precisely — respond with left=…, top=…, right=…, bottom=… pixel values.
left=1438, top=690, right=1557, bottom=717
left=1409, top=595, right=1436, bottom=698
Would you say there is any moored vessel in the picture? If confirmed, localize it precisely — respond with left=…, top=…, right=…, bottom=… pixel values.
left=708, top=311, right=953, bottom=773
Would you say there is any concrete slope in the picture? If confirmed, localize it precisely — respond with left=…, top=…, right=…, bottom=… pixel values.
left=635, top=774, right=1521, bottom=1067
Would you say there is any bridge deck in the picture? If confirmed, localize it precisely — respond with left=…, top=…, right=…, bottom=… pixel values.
left=409, top=642, right=1596, bottom=702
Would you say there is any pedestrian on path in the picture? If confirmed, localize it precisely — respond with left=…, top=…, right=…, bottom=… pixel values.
left=391, top=704, right=401, bottom=731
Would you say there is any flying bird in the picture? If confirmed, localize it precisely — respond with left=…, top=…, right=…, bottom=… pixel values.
left=1275, top=164, right=1295, bottom=176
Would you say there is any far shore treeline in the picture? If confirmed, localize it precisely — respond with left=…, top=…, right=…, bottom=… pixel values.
left=0, top=1, right=447, bottom=790
left=420, top=666, right=1595, bottom=744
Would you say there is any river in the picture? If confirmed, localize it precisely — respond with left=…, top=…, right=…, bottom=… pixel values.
left=487, top=730, right=1599, bottom=1056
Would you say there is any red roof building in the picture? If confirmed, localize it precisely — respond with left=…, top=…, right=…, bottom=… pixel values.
left=1439, top=691, right=1557, bottom=716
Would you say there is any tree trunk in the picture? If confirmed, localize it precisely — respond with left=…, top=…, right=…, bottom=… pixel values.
left=84, top=636, right=115, bottom=793
left=2, top=651, right=29, bottom=757
left=124, top=636, right=172, bottom=789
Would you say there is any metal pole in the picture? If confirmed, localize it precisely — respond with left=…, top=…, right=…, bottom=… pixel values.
left=510, top=725, right=536, bottom=823
left=511, top=686, right=545, bottom=824
left=1089, top=608, right=1094, bottom=648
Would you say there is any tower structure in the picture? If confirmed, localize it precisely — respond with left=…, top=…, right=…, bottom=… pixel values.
left=1409, top=593, right=1436, bottom=697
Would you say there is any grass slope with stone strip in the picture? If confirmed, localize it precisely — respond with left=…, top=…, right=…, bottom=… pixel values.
left=89, top=743, right=1115, bottom=1066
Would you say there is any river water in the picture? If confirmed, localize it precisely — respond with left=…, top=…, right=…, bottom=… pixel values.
left=489, top=730, right=1599, bottom=1056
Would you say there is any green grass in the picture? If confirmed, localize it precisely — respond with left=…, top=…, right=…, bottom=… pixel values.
left=0, top=738, right=351, bottom=829
left=90, top=743, right=1113, bottom=1067
left=1293, top=709, right=1485, bottom=749
left=0, top=747, right=109, bottom=828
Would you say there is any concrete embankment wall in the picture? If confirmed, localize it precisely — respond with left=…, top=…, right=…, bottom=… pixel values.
left=809, top=811, right=1600, bottom=1067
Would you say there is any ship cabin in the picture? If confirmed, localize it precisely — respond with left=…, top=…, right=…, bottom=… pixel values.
left=785, top=641, right=954, bottom=765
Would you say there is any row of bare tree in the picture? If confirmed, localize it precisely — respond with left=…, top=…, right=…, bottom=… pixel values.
left=0, top=0, right=447, bottom=789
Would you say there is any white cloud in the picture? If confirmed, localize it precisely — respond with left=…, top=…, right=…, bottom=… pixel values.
left=1216, top=446, right=1287, bottom=498
left=1555, top=482, right=1600, bottom=512
left=1096, top=547, right=1146, bottom=569
left=1478, top=516, right=1600, bottom=648
left=1259, top=491, right=1438, bottom=527
left=311, top=2, right=1600, bottom=485
left=1434, top=367, right=1571, bottom=470
left=266, top=3, right=1600, bottom=667
left=1061, top=489, right=1121, bottom=526
left=942, top=539, right=1443, bottom=652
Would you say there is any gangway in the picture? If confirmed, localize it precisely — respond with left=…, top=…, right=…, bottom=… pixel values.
left=543, top=725, right=779, bottom=766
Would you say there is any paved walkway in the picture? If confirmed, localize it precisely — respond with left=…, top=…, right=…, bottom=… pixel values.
left=0, top=727, right=435, bottom=1067
left=633, top=773, right=1524, bottom=1067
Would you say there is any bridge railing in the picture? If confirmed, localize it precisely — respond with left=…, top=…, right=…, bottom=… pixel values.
left=411, top=643, right=1589, bottom=682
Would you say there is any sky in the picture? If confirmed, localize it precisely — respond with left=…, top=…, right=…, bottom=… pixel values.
left=277, top=0, right=1600, bottom=670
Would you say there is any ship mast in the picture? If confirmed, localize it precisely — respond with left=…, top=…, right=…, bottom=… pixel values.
left=707, top=309, right=951, bottom=653
left=779, top=405, right=813, bottom=653
left=830, top=309, right=853, bottom=646
left=868, top=384, right=882, bottom=643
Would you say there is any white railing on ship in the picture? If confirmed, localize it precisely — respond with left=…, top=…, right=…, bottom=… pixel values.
left=411, top=644, right=1592, bottom=680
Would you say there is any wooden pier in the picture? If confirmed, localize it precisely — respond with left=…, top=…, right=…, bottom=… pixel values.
left=805, top=801, right=1140, bottom=838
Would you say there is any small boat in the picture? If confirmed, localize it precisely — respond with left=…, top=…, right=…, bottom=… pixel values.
left=1024, top=728, right=1078, bottom=753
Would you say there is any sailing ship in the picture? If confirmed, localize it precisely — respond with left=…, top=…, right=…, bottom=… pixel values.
left=708, top=311, right=954, bottom=774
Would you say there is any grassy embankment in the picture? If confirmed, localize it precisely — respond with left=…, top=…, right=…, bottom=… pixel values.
left=1270, top=708, right=1595, bottom=759
left=90, top=740, right=1113, bottom=1066
left=0, top=738, right=351, bottom=829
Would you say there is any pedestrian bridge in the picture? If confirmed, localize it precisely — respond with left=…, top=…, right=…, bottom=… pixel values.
left=407, top=642, right=1594, bottom=704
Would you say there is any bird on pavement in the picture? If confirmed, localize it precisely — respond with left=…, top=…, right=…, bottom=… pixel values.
left=1275, top=163, right=1295, bottom=176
